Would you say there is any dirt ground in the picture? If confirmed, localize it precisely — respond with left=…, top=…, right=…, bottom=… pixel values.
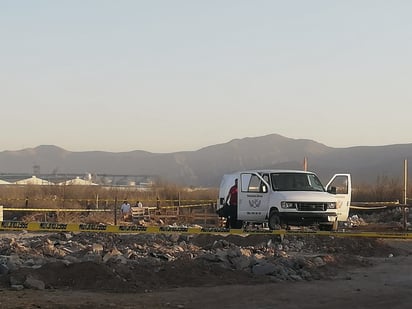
left=1, top=231, right=412, bottom=309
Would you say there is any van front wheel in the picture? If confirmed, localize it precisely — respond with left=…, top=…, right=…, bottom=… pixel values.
left=268, top=212, right=281, bottom=230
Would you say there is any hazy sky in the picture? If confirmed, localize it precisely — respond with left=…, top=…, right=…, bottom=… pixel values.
left=1, top=1, right=411, bottom=153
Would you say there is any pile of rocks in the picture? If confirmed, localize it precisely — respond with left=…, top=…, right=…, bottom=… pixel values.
left=0, top=230, right=398, bottom=292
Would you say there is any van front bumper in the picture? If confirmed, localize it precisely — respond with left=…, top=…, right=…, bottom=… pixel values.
left=278, top=212, right=337, bottom=226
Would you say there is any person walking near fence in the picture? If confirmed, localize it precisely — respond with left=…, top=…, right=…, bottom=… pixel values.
left=120, top=200, right=131, bottom=221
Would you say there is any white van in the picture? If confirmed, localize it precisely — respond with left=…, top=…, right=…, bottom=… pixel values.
left=217, top=170, right=351, bottom=230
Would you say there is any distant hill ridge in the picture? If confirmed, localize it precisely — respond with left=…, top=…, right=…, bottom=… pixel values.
left=0, top=134, right=411, bottom=187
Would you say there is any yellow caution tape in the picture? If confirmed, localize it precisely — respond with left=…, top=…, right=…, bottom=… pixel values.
left=1, top=221, right=411, bottom=238
left=3, top=208, right=112, bottom=212
left=2, top=204, right=213, bottom=211
left=0, top=197, right=215, bottom=204
left=349, top=206, right=388, bottom=210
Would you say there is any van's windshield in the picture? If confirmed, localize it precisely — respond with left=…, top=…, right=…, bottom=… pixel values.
left=271, top=173, right=325, bottom=192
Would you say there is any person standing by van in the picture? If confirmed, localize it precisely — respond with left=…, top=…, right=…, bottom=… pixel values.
left=226, top=179, right=239, bottom=228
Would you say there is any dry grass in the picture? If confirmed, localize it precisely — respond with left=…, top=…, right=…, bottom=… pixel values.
left=0, top=178, right=409, bottom=223
left=0, top=183, right=217, bottom=223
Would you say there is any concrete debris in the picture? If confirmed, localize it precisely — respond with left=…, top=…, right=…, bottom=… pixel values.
left=0, top=263, right=9, bottom=275
left=0, top=230, right=404, bottom=291
left=24, top=275, right=45, bottom=290
left=10, top=284, right=24, bottom=291
left=252, top=263, right=278, bottom=276
left=348, top=215, right=366, bottom=227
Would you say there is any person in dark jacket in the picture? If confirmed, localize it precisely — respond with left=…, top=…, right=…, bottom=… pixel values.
left=226, top=179, right=239, bottom=228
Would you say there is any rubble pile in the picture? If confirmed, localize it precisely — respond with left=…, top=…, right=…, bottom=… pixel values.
left=0, top=230, right=403, bottom=293
left=347, top=207, right=411, bottom=230
left=357, top=208, right=405, bottom=224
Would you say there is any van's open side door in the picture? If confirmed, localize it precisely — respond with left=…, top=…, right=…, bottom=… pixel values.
left=238, top=172, right=270, bottom=222
left=325, top=174, right=351, bottom=222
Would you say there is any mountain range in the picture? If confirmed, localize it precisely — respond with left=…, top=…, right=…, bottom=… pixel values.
left=0, top=134, right=411, bottom=187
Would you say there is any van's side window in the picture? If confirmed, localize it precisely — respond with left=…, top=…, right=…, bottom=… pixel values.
left=240, top=173, right=252, bottom=192
left=241, top=173, right=267, bottom=193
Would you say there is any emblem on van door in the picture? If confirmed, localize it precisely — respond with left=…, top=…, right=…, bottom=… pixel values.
left=249, top=199, right=261, bottom=208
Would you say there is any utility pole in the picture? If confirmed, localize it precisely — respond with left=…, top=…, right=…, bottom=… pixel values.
left=403, top=159, right=408, bottom=230
left=303, top=157, right=308, bottom=171
left=114, top=197, right=118, bottom=225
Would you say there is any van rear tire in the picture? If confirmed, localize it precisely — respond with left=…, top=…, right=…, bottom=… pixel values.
left=268, top=212, right=281, bottom=230
left=230, top=220, right=243, bottom=229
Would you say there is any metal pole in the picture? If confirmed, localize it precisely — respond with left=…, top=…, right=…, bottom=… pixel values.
left=177, top=192, right=180, bottom=217
left=114, top=196, right=118, bottom=225
left=403, top=159, right=408, bottom=230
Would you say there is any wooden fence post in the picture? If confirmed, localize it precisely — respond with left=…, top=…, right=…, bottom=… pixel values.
left=114, top=197, right=118, bottom=225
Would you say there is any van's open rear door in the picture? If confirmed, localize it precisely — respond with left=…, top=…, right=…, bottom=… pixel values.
left=326, top=174, right=351, bottom=222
